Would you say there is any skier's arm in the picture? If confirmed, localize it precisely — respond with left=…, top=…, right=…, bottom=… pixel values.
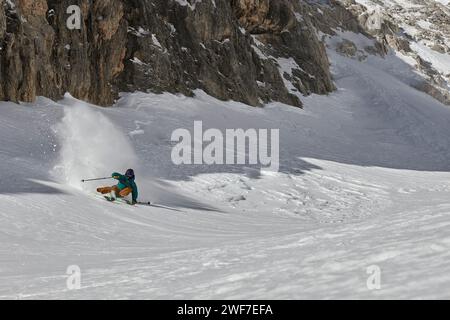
left=112, top=172, right=127, bottom=182
left=112, top=172, right=121, bottom=179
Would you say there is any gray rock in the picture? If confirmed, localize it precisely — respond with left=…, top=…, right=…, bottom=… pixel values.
left=0, top=0, right=338, bottom=107
left=336, top=39, right=358, bottom=57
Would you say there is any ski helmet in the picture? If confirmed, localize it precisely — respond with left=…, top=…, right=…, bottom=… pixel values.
left=125, top=169, right=135, bottom=179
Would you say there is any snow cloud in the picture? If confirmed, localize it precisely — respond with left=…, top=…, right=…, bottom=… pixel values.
left=53, top=94, right=138, bottom=190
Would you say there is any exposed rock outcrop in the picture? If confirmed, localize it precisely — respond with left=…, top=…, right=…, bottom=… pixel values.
left=0, top=0, right=337, bottom=107
left=0, top=0, right=128, bottom=105
left=1, top=0, right=448, bottom=107
left=231, top=0, right=335, bottom=96
left=119, top=0, right=302, bottom=107
left=332, top=0, right=450, bottom=105
left=0, top=0, right=5, bottom=98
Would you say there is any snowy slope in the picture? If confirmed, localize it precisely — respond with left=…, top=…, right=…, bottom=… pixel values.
left=2, top=36, right=450, bottom=299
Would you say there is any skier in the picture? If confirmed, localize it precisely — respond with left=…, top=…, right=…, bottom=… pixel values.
left=97, top=169, right=138, bottom=205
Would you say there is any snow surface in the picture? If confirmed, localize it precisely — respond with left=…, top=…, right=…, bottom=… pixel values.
left=1, top=42, right=450, bottom=299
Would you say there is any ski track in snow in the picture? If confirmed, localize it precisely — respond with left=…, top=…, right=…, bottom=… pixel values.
left=1, top=40, right=450, bottom=299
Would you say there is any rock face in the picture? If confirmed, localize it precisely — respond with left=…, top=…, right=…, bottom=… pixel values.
left=231, top=0, right=335, bottom=96
left=1, top=0, right=448, bottom=107
left=0, top=0, right=336, bottom=107
left=119, top=0, right=295, bottom=107
left=332, top=0, right=450, bottom=105
left=0, top=0, right=5, bottom=99
left=0, top=0, right=128, bottom=105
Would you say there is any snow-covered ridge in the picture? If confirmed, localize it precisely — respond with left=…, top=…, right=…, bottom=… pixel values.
left=331, top=0, right=450, bottom=104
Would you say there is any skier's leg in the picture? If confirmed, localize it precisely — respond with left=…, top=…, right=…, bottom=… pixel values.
left=97, top=187, right=113, bottom=194
left=111, top=186, right=121, bottom=199
left=119, top=187, right=132, bottom=198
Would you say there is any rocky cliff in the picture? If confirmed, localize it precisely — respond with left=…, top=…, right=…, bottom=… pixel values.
left=333, top=0, right=450, bottom=105
left=0, top=0, right=336, bottom=107
left=1, top=0, right=448, bottom=108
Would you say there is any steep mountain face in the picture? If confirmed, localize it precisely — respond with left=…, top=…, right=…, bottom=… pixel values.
left=333, top=0, right=450, bottom=104
left=119, top=0, right=335, bottom=107
left=229, top=0, right=335, bottom=96
left=0, top=0, right=130, bottom=106
left=0, top=0, right=336, bottom=107
left=0, top=0, right=448, bottom=107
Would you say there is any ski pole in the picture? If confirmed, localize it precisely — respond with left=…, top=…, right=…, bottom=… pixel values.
left=81, top=177, right=113, bottom=183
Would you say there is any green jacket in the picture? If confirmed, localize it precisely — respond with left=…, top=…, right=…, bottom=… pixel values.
left=112, top=172, right=138, bottom=202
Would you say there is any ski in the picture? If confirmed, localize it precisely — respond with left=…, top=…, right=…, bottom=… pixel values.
left=99, top=195, right=182, bottom=212
left=102, top=196, right=131, bottom=205
left=104, top=196, right=116, bottom=202
left=137, top=201, right=184, bottom=212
